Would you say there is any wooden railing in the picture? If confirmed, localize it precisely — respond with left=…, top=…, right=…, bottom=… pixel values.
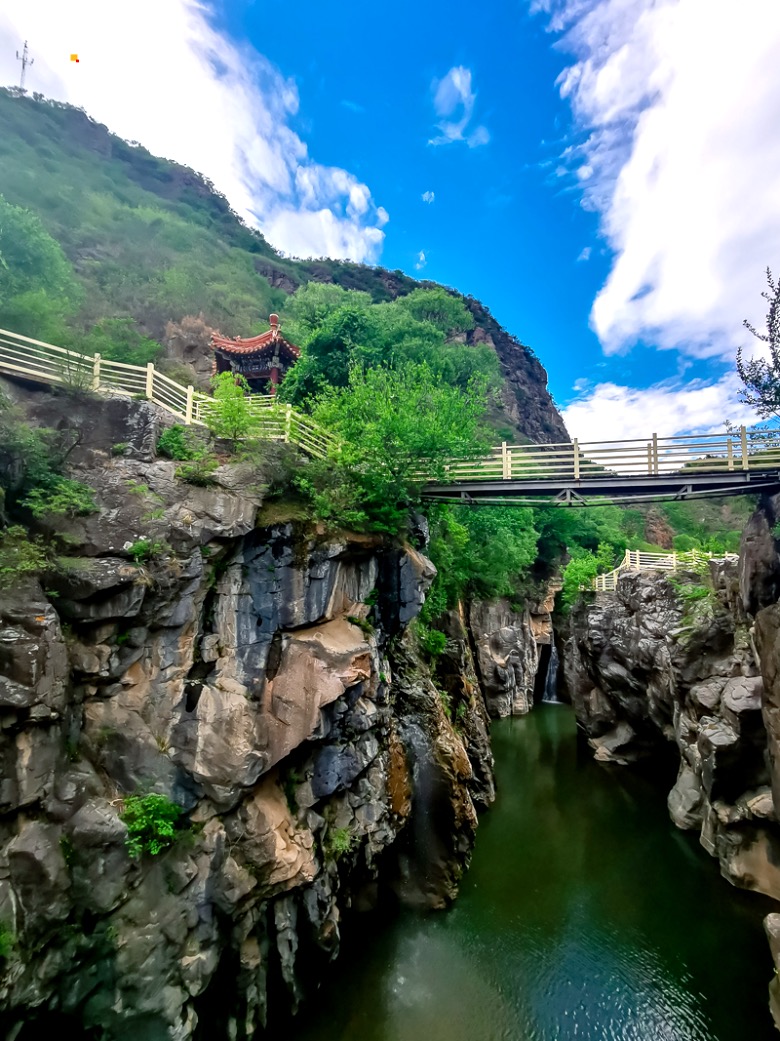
left=0, top=326, right=337, bottom=458
left=592, top=548, right=738, bottom=591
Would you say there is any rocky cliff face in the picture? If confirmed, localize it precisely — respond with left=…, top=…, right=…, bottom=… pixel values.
left=0, top=385, right=494, bottom=1040
left=564, top=499, right=780, bottom=1027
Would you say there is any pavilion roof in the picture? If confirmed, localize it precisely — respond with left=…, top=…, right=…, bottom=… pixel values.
left=210, top=314, right=300, bottom=359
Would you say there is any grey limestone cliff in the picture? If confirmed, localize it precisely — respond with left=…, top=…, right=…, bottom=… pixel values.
left=0, top=383, right=494, bottom=1040
left=564, top=497, right=780, bottom=1028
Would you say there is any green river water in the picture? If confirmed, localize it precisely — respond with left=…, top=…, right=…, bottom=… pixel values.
left=286, top=706, right=778, bottom=1041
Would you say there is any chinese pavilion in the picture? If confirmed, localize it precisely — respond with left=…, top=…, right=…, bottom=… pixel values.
left=209, top=314, right=300, bottom=395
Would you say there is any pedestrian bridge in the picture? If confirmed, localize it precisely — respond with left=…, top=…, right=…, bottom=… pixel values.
left=423, top=431, right=780, bottom=506
left=2, top=325, right=780, bottom=508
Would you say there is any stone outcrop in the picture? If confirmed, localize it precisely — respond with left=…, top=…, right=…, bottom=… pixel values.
left=564, top=502, right=780, bottom=1030
left=466, top=587, right=557, bottom=718
left=565, top=563, right=778, bottom=894
left=0, top=387, right=494, bottom=1040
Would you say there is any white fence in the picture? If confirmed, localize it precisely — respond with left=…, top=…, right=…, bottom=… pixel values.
left=0, top=326, right=337, bottom=458
left=438, top=429, right=780, bottom=484
left=4, top=323, right=780, bottom=481
left=592, top=548, right=737, bottom=591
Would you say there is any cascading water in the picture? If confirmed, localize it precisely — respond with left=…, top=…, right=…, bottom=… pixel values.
left=541, top=641, right=561, bottom=703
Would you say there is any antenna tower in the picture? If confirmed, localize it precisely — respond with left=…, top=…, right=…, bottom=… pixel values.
left=16, top=40, right=34, bottom=92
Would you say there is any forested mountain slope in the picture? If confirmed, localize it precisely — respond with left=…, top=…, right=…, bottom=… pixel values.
left=0, top=88, right=566, bottom=444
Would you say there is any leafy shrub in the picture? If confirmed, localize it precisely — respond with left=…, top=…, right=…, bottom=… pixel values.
left=126, top=538, right=168, bottom=562
left=0, top=525, right=49, bottom=588
left=20, top=477, right=98, bottom=519
left=157, top=424, right=201, bottom=461
left=175, top=456, right=219, bottom=486
left=205, top=372, right=257, bottom=448
left=325, top=826, right=358, bottom=860
left=121, top=793, right=183, bottom=858
left=416, top=623, right=447, bottom=659
left=346, top=615, right=374, bottom=637
left=81, top=317, right=162, bottom=367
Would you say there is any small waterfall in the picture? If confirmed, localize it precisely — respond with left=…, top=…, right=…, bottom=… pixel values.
left=542, top=642, right=562, bottom=704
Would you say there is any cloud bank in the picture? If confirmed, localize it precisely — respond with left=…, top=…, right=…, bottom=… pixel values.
left=538, top=0, right=780, bottom=361
left=0, top=0, right=387, bottom=262
left=562, top=372, right=757, bottom=442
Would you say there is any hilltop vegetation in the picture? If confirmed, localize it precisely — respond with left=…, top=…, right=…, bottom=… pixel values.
left=0, top=87, right=755, bottom=624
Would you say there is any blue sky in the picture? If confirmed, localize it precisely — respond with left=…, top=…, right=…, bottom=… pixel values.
left=2, top=0, right=780, bottom=441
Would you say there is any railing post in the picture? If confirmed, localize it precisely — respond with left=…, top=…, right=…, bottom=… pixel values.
left=185, top=385, right=194, bottom=425
left=501, top=441, right=509, bottom=479
left=573, top=438, right=580, bottom=480
left=672, top=551, right=677, bottom=571
left=145, top=363, right=154, bottom=400
left=284, top=404, right=292, bottom=443
left=647, top=443, right=653, bottom=474
left=740, top=425, right=748, bottom=470
left=92, top=352, right=101, bottom=391
left=652, top=433, right=659, bottom=475
left=727, top=439, right=734, bottom=471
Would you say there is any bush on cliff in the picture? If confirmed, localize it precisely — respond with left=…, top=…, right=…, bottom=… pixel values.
left=121, top=793, right=184, bottom=858
left=204, top=372, right=258, bottom=449
left=297, top=363, right=489, bottom=533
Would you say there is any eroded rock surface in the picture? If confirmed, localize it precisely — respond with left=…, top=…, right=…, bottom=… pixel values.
left=565, top=508, right=780, bottom=1031
left=0, top=390, right=494, bottom=1041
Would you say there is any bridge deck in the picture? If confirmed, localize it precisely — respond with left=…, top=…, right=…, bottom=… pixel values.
left=423, top=469, right=780, bottom=505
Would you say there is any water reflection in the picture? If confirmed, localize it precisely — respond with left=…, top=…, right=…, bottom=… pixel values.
left=287, top=708, right=776, bottom=1041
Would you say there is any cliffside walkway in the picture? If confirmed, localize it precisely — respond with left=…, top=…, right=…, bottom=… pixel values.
left=3, top=325, right=780, bottom=506
left=0, top=326, right=337, bottom=458
left=592, top=548, right=738, bottom=592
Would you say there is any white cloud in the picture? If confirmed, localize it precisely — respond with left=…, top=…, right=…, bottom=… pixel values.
left=422, top=190, right=435, bottom=204
left=0, top=0, right=387, bottom=263
left=540, top=0, right=780, bottom=361
left=415, top=251, right=427, bottom=270
left=562, top=372, right=756, bottom=443
left=429, top=66, right=490, bottom=148
left=577, top=246, right=592, bottom=262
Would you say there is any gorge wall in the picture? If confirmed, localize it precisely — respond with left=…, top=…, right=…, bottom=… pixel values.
left=0, top=382, right=507, bottom=1041
left=564, top=495, right=780, bottom=1027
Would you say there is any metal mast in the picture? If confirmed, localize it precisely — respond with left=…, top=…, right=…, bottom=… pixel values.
left=16, top=41, right=33, bottom=91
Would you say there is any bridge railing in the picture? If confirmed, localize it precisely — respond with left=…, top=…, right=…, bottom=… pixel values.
left=592, top=548, right=738, bottom=591
left=435, top=428, right=780, bottom=484
left=4, top=324, right=780, bottom=479
left=0, top=326, right=337, bottom=458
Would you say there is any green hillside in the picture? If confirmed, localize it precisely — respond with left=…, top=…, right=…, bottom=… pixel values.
left=0, top=87, right=568, bottom=445
left=0, top=87, right=755, bottom=619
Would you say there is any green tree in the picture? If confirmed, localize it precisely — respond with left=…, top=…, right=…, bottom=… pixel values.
left=0, top=193, right=80, bottom=339
left=285, top=281, right=370, bottom=335
left=205, top=372, right=257, bottom=449
left=396, top=287, right=474, bottom=334
left=736, top=267, right=780, bottom=420
left=299, top=363, right=489, bottom=533
left=560, top=542, right=616, bottom=610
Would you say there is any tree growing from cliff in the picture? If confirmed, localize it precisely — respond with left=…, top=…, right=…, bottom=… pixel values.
left=298, top=363, right=489, bottom=533
left=205, top=372, right=257, bottom=449
left=736, top=268, right=780, bottom=420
